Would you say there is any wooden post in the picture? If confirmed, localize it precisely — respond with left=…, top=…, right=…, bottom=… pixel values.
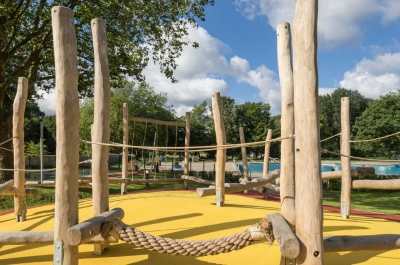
left=263, top=129, right=273, bottom=176
left=211, top=92, right=227, bottom=207
left=183, top=112, right=190, bottom=189
left=13, top=77, right=28, bottom=222
left=40, top=122, right=44, bottom=183
left=277, top=22, right=296, bottom=231
left=91, top=18, right=111, bottom=255
left=293, top=0, right=324, bottom=264
left=239, top=127, right=249, bottom=194
left=52, top=6, right=79, bottom=265
left=121, top=103, right=128, bottom=194
left=340, top=97, right=351, bottom=219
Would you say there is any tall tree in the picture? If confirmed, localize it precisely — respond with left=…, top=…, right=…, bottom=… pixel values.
left=189, top=100, right=214, bottom=158
left=352, top=91, right=400, bottom=159
left=0, top=0, right=214, bottom=181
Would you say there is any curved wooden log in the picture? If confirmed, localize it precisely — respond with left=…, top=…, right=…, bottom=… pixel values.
left=265, top=183, right=280, bottom=193
left=324, top=234, right=400, bottom=252
left=67, top=208, right=124, bottom=246
left=0, top=180, right=14, bottom=193
left=352, top=179, right=400, bottom=190
left=267, top=213, right=300, bottom=259
left=181, top=175, right=215, bottom=185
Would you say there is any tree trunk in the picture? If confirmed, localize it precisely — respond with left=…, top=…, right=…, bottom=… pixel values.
left=0, top=110, right=13, bottom=182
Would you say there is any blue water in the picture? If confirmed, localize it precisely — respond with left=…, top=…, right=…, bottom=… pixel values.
left=238, top=163, right=400, bottom=175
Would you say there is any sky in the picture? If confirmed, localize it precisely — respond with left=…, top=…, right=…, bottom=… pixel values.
left=38, top=0, right=400, bottom=117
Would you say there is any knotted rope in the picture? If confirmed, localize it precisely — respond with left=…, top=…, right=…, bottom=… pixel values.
left=101, top=218, right=273, bottom=256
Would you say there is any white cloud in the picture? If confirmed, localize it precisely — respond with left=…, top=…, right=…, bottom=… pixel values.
left=339, top=52, right=400, bottom=98
left=234, top=0, right=400, bottom=49
left=37, top=89, right=56, bottom=115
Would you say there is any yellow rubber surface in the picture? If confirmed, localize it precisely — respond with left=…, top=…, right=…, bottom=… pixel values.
left=1, top=190, right=399, bottom=265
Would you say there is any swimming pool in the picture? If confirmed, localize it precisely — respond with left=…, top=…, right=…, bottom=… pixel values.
left=237, top=162, right=400, bottom=175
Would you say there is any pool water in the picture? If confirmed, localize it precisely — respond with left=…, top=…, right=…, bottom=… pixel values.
left=238, top=162, right=400, bottom=175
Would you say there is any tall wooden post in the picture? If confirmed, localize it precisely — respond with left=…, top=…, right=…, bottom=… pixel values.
left=211, top=92, right=226, bottom=207
left=40, top=122, right=44, bottom=183
left=121, top=103, right=128, bottom=194
left=13, top=77, right=28, bottom=222
left=91, top=18, right=111, bottom=255
left=293, top=0, right=324, bottom=264
left=183, top=112, right=190, bottom=189
left=239, top=127, right=249, bottom=194
left=263, top=129, right=273, bottom=177
left=277, top=22, right=296, bottom=229
left=52, top=6, right=79, bottom=265
left=340, top=97, right=351, bottom=219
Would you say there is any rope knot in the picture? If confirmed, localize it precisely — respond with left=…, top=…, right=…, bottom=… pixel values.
left=250, top=218, right=274, bottom=245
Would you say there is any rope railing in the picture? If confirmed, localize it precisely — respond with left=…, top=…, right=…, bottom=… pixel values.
left=321, top=149, right=400, bottom=163
left=349, top=131, right=400, bottom=143
left=79, top=134, right=295, bottom=153
left=320, top=133, right=341, bottom=143
left=0, top=146, right=13, bottom=152
left=0, top=159, right=92, bottom=172
left=0, top=137, right=15, bottom=146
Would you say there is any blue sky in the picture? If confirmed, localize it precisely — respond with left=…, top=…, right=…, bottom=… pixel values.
left=38, top=0, right=400, bottom=116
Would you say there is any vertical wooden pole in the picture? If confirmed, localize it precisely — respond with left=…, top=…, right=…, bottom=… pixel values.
left=121, top=103, right=128, bottom=194
left=91, top=18, right=111, bottom=255
left=52, top=6, right=79, bottom=265
left=183, top=112, right=190, bottom=189
left=211, top=92, right=226, bottom=207
left=13, top=77, right=28, bottom=222
left=277, top=22, right=296, bottom=229
left=293, top=0, right=324, bottom=264
left=40, top=121, right=44, bottom=183
left=239, top=127, right=249, bottom=194
left=263, top=129, right=273, bottom=177
left=340, top=97, right=351, bottom=219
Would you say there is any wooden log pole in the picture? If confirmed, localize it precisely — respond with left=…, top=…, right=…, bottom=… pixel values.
left=13, top=77, right=28, bottom=222
left=1, top=188, right=38, bottom=196
left=267, top=213, right=301, bottom=259
left=51, top=6, right=80, bottom=265
left=340, top=97, right=351, bottom=219
left=274, top=170, right=358, bottom=185
left=277, top=22, right=296, bottom=231
left=263, top=129, right=273, bottom=177
left=352, top=179, right=400, bottom=190
left=67, top=208, right=124, bottom=246
left=324, top=234, right=400, bottom=252
left=91, top=18, right=111, bottom=255
left=265, top=183, right=281, bottom=193
left=122, top=116, right=186, bottom=127
left=211, top=92, right=227, bottom=206
left=183, top=112, right=190, bottom=190
left=181, top=175, right=215, bottom=185
left=0, top=179, right=14, bottom=193
left=121, top=103, right=129, bottom=194
left=293, top=0, right=324, bottom=264
left=239, top=127, right=249, bottom=194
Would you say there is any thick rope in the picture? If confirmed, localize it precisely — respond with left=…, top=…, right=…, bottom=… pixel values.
left=0, top=159, right=91, bottom=172
left=321, top=149, right=400, bottom=163
left=102, top=218, right=273, bottom=257
left=0, top=146, right=13, bottom=152
left=349, top=131, right=400, bottom=143
left=320, top=133, right=341, bottom=143
left=0, top=137, right=15, bottom=146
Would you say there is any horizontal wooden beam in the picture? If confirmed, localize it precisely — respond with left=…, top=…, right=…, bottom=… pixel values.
left=67, top=208, right=124, bottom=246
left=0, top=188, right=38, bottom=196
left=265, top=183, right=280, bottom=192
left=181, top=175, right=215, bottom=185
left=324, top=234, right=400, bottom=252
left=321, top=169, right=358, bottom=180
left=119, top=115, right=186, bottom=128
left=0, top=231, right=117, bottom=245
left=0, top=179, right=14, bottom=193
left=352, top=179, right=400, bottom=190
left=267, top=213, right=300, bottom=259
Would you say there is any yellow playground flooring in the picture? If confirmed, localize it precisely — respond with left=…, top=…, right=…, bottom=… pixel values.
left=1, top=190, right=399, bottom=265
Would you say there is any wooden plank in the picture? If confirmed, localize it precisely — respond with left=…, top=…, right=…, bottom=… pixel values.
left=352, top=179, right=400, bottom=190
left=52, top=6, right=80, bottom=264
left=324, top=234, right=400, bottom=252
left=13, top=77, right=28, bottom=221
left=341, top=97, right=351, bottom=218
left=267, top=213, right=301, bottom=259
left=292, top=0, right=324, bottom=264
left=183, top=112, right=190, bottom=189
left=239, top=127, right=249, bottom=194
left=211, top=92, right=227, bottom=206
left=122, top=116, right=186, bottom=127
left=121, top=103, right=128, bottom=195
left=67, top=208, right=124, bottom=246
left=277, top=22, right=296, bottom=231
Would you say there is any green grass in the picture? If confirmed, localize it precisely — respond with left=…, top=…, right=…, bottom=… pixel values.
left=323, top=190, right=400, bottom=215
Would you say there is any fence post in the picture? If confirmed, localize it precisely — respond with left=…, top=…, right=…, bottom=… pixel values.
left=121, top=103, right=128, bottom=194
left=341, top=97, right=351, bottom=218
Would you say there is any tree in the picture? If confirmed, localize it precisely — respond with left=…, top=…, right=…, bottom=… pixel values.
left=0, top=0, right=214, bottom=181
left=352, top=91, right=400, bottom=159
left=189, top=100, right=214, bottom=158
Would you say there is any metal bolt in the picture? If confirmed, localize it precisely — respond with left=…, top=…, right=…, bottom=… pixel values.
left=89, top=230, right=93, bottom=235
left=314, top=251, right=319, bottom=257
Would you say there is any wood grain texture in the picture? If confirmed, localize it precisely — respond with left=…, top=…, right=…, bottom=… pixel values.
left=340, top=97, right=351, bottom=218
left=239, top=127, right=249, bottom=194
left=183, top=112, right=190, bottom=189
left=324, top=234, right=400, bottom=252
left=263, top=129, right=273, bottom=177
left=121, top=103, right=128, bottom=194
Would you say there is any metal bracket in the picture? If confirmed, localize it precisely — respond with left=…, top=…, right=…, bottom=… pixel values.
left=341, top=203, right=347, bottom=219
left=16, top=201, right=27, bottom=222
left=216, top=187, right=224, bottom=207
left=285, top=258, right=295, bottom=265
left=54, top=241, right=63, bottom=265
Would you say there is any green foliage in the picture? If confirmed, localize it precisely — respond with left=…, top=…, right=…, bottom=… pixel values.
left=25, top=140, right=47, bottom=157
left=353, top=91, right=400, bottom=159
